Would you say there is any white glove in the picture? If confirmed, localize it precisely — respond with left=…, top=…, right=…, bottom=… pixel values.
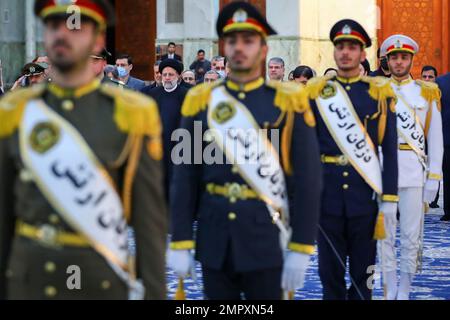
left=379, top=201, right=398, bottom=220
left=167, top=249, right=193, bottom=278
left=423, top=179, right=439, bottom=203
left=281, top=252, right=310, bottom=292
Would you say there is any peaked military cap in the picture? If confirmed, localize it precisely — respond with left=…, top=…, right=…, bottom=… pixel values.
left=91, top=47, right=112, bottom=60
left=22, top=63, right=47, bottom=77
left=380, top=34, right=419, bottom=57
left=330, top=19, right=372, bottom=48
left=34, top=0, right=115, bottom=29
left=216, top=1, right=277, bottom=38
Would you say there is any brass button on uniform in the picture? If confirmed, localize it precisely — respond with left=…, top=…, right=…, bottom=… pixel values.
left=101, top=280, right=111, bottom=290
left=49, top=214, right=60, bottom=225
left=343, top=171, right=349, bottom=177
left=231, top=166, right=239, bottom=174
left=343, top=184, right=349, bottom=190
left=345, top=86, right=351, bottom=91
left=44, top=261, right=56, bottom=273
left=228, top=212, right=237, bottom=221
left=62, top=100, right=74, bottom=111
left=238, top=92, right=246, bottom=100
left=44, top=286, right=57, bottom=298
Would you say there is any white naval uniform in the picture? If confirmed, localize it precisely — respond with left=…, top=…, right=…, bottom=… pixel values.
left=380, top=77, right=443, bottom=274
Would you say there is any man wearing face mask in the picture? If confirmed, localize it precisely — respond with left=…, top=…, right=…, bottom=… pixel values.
left=370, top=48, right=391, bottom=78
left=141, top=59, right=188, bottom=202
left=115, top=54, right=146, bottom=91
left=211, top=56, right=227, bottom=79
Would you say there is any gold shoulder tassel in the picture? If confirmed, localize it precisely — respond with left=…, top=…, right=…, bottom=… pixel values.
left=174, top=278, right=186, bottom=300
left=0, top=85, right=45, bottom=137
left=122, top=135, right=142, bottom=222
left=101, top=85, right=164, bottom=223
left=362, top=76, right=395, bottom=145
left=416, top=80, right=442, bottom=111
left=270, top=82, right=316, bottom=176
left=281, top=111, right=295, bottom=176
left=374, top=212, right=386, bottom=240
left=104, top=86, right=162, bottom=138
left=363, top=76, right=395, bottom=102
left=181, top=82, right=217, bottom=117
left=305, top=75, right=334, bottom=100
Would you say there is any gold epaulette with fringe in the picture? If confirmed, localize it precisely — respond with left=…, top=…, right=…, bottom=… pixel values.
left=361, top=76, right=395, bottom=145
left=0, top=85, right=45, bottom=138
left=267, top=81, right=316, bottom=128
left=100, top=84, right=162, bottom=138
left=416, top=79, right=442, bottom=111
left=101, top=84, right=164, bottom=222
left=267, top=81, right=317, bottom=176
left=305, top=75, right=334, bottom=100
left=361, top=76, right=396, bottom=103
left=181, top=81, right=223, bottom=117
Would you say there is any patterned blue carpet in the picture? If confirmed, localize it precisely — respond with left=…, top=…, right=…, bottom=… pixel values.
left=165, top=198, right=450, bottom=300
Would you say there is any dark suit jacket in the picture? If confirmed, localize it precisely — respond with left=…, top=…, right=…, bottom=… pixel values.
left=161, top=54, right=182, bottom=62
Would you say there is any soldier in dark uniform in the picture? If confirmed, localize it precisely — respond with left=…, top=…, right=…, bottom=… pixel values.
left=167, top=1, right=322, bottom=300
left=306, top=20, right=399, bottom=300
left=0, top=0, right=167, bottom=300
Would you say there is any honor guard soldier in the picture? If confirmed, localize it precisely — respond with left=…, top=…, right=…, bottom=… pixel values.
left=167, top=1, right=322, bottom=300
left=0, top=0, right=167, bottom=300
left=379, top=35, right=443, bottom=300
left=306, top=19, right=399, bottom=300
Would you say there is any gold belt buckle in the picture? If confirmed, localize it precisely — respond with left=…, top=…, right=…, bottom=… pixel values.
left=227, top=183, right=243, bottom=203
left=337, top=155, right=349, bottom=166
left=36, top=224, right=59, bottom=247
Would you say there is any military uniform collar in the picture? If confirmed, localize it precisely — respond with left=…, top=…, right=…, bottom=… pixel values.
left=391, top=76, right=413, bottom=87
left=48, top=79, right=101, bottom=99
left=336, top=75, right=362, bottom=84
left=226, top=77, right=265, bottom=93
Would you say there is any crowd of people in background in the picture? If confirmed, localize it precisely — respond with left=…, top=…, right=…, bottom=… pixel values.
left=0, top=41, right=447, bottom=221
left=3, top=41, right=440, bottom=93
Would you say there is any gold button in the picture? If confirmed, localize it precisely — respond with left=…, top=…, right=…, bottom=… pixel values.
left=343, top=172, right=349, bottom=177
left=231, top=166, right=239, bottom=174
left=44, top=262, right=56, bottom=273
left=62, top=100, right=74, bottom=111
left=343, top=184, right=349, bottom=190
left=49, top=214, right=60, bottom=225
left=345, top=86, right=351, bottom=91
left=238, top=92, right=246, bottom=100
left=101, top=280, right=111, bottom=290
left=228, top=212, right=237, bottom=221
left=44, top=286, right=57, bottom=298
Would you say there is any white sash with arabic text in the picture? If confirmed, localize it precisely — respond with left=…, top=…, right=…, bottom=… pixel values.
left=316, top=81, right=383, bottom=194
